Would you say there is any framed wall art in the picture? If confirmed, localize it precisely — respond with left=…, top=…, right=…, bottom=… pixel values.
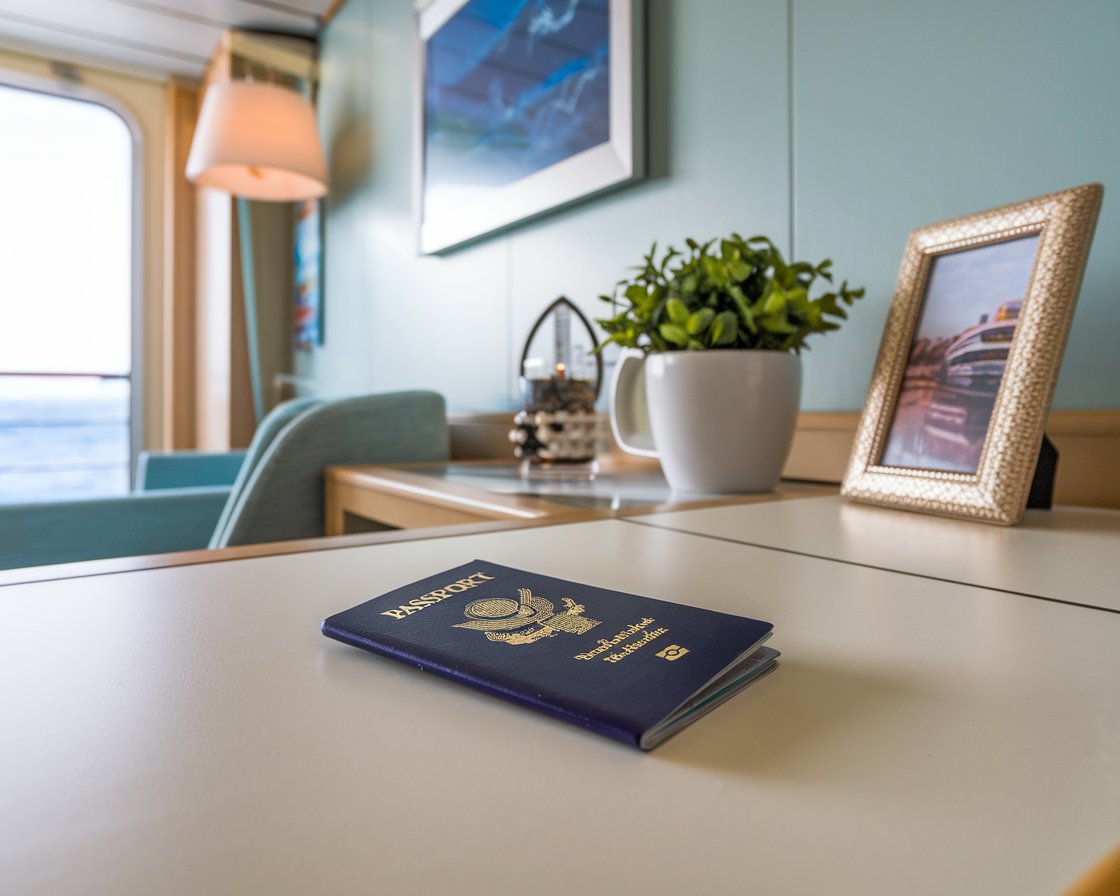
left=414, top=0, right=644, bottom=254
left=841, top=183, right=1103, bottom=525
left=294, top=198, right=323, bottom=348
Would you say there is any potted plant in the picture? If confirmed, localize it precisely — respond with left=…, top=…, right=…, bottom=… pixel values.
left=597, top=233, right=863, bottom=493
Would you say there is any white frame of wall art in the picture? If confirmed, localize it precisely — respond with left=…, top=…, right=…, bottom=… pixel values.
left=414, top=0, right=644, bottom=254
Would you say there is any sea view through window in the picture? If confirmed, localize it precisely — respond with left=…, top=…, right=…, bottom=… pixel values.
left=0, top=82, right=133, bottom=502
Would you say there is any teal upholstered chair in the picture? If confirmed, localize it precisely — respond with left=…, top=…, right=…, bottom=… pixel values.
left=0, top=486, right=233, bottom=570
left=211, top=390, right=449, bottom=547
left=134, top=396, right=321, bottom=494
left=135, top=450, right=248, bottom=491
left=0, top=391, right=449, bottom=570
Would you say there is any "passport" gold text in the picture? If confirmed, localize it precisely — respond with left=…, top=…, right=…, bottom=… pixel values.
left=380, top=572, right=495, bottom=619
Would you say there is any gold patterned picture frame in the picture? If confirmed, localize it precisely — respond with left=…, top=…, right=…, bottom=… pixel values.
left=842, top=183, right=1103, bottom=525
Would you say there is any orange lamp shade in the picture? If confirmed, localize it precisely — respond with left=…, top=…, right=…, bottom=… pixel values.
left=186, top=80, right=327, bottom=201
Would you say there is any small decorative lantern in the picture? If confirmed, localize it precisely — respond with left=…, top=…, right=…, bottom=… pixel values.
left=510, top=297, right=604, bottom=477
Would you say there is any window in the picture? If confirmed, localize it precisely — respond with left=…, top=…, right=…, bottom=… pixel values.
left=0, top=82, right=136, bottom=502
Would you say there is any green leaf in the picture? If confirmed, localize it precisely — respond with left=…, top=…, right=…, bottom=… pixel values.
left=759, top=314, right=798, bottom=335
left=659, top=322, right=690, bottom=347
left=762, top=281, right=787, bottom=315
left=710, top=310, right=739, bottom=345
left=666, top=297, right=689, bottom=324
left=702, top=255, right=728, bottom=286
left=686, top=307, right=715, bottom=335
left=624, top=284, right=648, bottom=305
left=786, top=286, right=809, bottom=310
left=725, top=284, right=751, bottom=323
left=729, top=259, right=752, bottom=281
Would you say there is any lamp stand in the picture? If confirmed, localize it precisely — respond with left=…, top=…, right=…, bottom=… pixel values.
left=236, top=197, right=265, bottom=424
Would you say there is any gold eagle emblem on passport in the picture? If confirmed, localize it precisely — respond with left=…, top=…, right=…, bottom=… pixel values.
left=454, top=588, right=601, bottom=645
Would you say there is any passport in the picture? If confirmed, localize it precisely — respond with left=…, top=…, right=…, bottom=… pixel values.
left=321, top=560, right=778, bottom=750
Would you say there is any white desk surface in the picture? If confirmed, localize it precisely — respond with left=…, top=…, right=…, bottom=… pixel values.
left=635, top=495, right=1120, bottom=613
left=2, top=506, right=1118, bottom=895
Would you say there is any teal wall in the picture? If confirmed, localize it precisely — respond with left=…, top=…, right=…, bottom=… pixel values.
left=303, top=0, right=1119, bottom=413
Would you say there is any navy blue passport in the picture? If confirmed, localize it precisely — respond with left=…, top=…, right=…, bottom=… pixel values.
left=322, top=560, right=778, bottom=750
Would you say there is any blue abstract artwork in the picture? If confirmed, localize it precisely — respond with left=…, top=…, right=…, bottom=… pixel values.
left=293, top=199, right=322, bottom=349
left=423, top=0, right=612, bottom=233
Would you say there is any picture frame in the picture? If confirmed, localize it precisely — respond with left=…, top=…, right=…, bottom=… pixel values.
left=414, top=0, right=644, bottom=254
left=293, top=198, right=323, bottom=348
left=841, top=183, right=1103, bottom=525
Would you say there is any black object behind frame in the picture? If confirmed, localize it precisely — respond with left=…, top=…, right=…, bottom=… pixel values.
left=1026, top=434, right=1058, bottom=510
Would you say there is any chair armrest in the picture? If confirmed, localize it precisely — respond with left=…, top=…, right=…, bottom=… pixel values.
left=0, top=486, right=231, bottom=571
left=136, top=451, right=247, bottom=491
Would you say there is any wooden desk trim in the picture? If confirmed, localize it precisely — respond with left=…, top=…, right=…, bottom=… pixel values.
left=324, top=462, right=599, bottom=533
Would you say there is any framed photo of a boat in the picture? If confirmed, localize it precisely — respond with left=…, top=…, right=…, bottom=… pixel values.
left=842, top=184, right=1103, bottom=525
left=414, top=0, right=644, bottom=254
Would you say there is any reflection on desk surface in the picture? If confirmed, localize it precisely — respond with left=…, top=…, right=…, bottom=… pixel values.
left=428, top=462, right=692, bottom=509
left=417, top=462, right=832, bottom=511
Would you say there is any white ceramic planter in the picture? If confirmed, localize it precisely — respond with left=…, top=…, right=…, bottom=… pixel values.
left=610, top=348, right=802, bottom=493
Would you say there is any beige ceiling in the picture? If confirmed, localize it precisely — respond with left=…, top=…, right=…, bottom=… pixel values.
left=0, top=0, right=336, bottom=80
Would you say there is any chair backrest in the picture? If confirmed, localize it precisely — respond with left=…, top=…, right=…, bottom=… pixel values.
left=207, top=396, right=323, bottom=545
left=210, top=390, right=450, bottom=548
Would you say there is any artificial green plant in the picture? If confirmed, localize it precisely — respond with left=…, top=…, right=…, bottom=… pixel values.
left=596, top=234, right=864, bottom=353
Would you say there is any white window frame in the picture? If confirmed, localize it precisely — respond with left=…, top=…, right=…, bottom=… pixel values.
left=0, top=68, right=145, bottom=480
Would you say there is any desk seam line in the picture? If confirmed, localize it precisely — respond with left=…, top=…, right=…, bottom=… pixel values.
left=621, top=517, right=1120, bottom=617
